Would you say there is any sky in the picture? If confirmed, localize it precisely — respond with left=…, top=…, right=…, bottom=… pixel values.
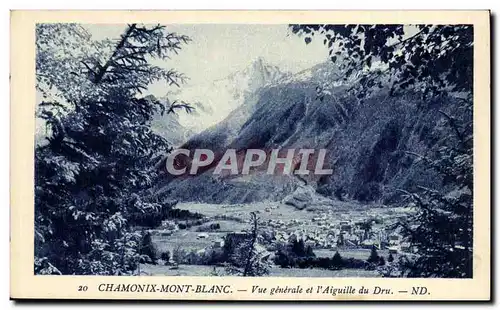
left=84, top=24, right=330, bottom=90
left=36, top=24, right=330, bottom=141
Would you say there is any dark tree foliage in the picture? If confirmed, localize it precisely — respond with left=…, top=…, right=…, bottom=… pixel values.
left=367, top=245, right=380, bottom=264
left=274, top=249, right=370, bottom=271
left=166, top=208, right=204, bottom=220
left=225, top=213, right=270, bottom=276
left=274, top=238, right=315, bottom=268
left=160, top=251, right=170, bottom=263
left=291, top=24, right=473, bottom=278
left=378, top=256, right=386, bottom=266
left=292, top=239, right=307, bottom=257
left=331, top=251, right=344, bottom=269
left=305, top=245, right=315, bottom=257
left=139, top=232, right=158, bottom=264
left=356, top=220, right=373, bottom=240
left=35, top=24, right=191, bottom=275
left=395, top=98, right=473, bottom=278
left=290, top=24, right=473, bottom=100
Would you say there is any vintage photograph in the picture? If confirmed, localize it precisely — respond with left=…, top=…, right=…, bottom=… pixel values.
left=33, top=22, right=474, bottom=279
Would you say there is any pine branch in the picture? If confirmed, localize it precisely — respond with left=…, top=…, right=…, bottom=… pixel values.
left=438, top=110, right=465, bottom=143
left=166, top=101, right=194, bottom=115
left=80, top=61, right=97, bottom=77
left=93, top=24, right=137, bottom=84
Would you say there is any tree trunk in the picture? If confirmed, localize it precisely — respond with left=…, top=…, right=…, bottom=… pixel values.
left=243, top=212, right=258, bottom=276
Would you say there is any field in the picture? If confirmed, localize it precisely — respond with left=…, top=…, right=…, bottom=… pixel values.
left=141, top=264, right=380, bottom=278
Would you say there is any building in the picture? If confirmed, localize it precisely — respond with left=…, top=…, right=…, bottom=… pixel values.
left=388, top=246, right=399, bottom=254
left=213, top=239, right=225, bottom=248
left=197, top=233, right=209, bottom=239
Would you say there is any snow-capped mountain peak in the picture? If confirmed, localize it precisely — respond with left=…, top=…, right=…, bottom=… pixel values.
left=176, top=58, right=288, bottom=133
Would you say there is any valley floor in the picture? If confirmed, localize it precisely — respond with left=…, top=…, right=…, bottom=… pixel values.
left=143, top=201, right=412, bottom=277
left=141, top=264, right=380, bottom=277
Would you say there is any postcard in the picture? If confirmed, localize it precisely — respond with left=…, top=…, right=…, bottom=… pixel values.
left=10, top=10, right=490, bottom=301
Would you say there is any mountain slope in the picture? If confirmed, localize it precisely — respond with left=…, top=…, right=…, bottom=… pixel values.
left=156, top=60, right=458, bottom=205
left=151, top=111, right=195, bottom=147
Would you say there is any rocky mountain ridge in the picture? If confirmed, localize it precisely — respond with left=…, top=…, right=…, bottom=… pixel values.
left=154, top=58, right=454, bottom=206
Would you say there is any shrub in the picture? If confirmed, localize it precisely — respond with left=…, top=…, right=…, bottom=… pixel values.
left=343, top=257, right=369, bottom=269
left=274, top=247, right=370, bottom=271
left=292, top=239, right=307, bottom=257
left=367, top=245, right=380, bottom=264
left=196, top=222, right=221, bottom=232
left=172, top=246, right=188, bottom=264
left=169, top=245, right=227, bottom=266
left=160, top=251, right=170, bottom=263
left=139, top=232, right=158, bottom=264
left=273, top=238, right=317, bottom=268
left=274, top=250, right=293, bottom=268
left=305, top=245, right=315, bottom=257
left=379, top=256, right=386, bottom=266
left=331, top=252, right=344, bottom=269
left=205, top=248, right=226, bottom=265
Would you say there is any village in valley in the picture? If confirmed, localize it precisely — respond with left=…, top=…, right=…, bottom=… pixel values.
left=142, top=185, right=418, bottom=277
